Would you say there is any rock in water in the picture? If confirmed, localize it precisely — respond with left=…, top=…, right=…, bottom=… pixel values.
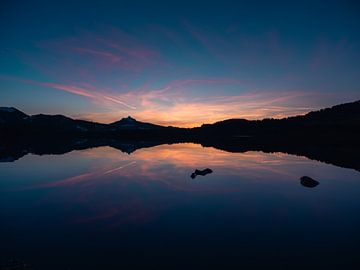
left=300, top=176, right=319, bottom=188
left=191, top=168, right=213, bottom=179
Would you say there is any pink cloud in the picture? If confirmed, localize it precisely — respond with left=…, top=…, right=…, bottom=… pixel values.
left=23, top=27, right=164, bottom=83
left=73, top=87, right=329, bottom=127
left=41, top=82, right=96, bottom=98
left=1, top=75, right=136, bottom=110
left=73, top=47, right=122, bottom=63
left=1, top=73, right=346, bottom=127
left=39, top=82, right=137, bottom=109
left=104, top=41, right=158, bottom=60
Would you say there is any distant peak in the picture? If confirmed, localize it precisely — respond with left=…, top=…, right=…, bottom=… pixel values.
left=0, top=107, right=17, bottom=113
left=109, top=115, right=139, bottom=126
left=124, top=116, right=136, bottom=121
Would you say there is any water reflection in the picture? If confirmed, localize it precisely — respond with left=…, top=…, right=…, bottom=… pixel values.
left=1, top=143, right=360, bottom=269
left=1, top=143, right=358, bottom=226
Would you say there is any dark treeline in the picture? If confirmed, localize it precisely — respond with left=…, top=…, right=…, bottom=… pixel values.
left=193, top=100, right=360, bottom=143
left=1, top=100, right=359, bottom=141
left=1, top=100, right=359, bottom=170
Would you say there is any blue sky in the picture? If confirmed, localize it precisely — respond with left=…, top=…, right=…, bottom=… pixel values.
left=1, top=0, right=359, bottom=126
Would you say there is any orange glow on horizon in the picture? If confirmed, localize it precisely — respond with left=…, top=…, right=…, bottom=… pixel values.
left=3, top=75, right=338, bottom=127
left=72, top=91, right=319, bottom=127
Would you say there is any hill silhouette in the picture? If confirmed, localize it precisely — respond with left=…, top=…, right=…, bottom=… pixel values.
left=195, top=100, right=360, bottom=141
left=1, top=100, right=359, bottom=170
left=0, top=108, right=182, bottom=139
left=1, top=100, right=360, bottom=138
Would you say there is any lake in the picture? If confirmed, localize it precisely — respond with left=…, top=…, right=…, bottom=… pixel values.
left=1, top=143, right=360, bottom=269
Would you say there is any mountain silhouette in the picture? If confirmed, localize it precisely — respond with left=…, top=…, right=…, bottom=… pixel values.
left=110, top=116, right=165, bottom=130
left=1, top=100, right=359, bottom=137
left=0, top=107, right=29, bottom=123
left=1, top=100, right=359, bottom=170
left=0, top=109, right=180, bottom=139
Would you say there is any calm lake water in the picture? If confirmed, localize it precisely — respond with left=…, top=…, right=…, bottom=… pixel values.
left=1, top=143, right=360, bottom=269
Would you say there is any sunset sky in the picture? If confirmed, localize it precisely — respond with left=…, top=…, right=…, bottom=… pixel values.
left=1, top=0, right=359, bottom=127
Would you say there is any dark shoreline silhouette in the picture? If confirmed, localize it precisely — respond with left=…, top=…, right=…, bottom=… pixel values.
left=1, top=100, right=359, bottom=140
left=1, top=100, right=359, bottom=171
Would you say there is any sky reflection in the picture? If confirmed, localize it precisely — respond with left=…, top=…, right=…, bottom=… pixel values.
left=1, top=143, right=360, bottom=269
left=1, top=143, right=359, bottom=227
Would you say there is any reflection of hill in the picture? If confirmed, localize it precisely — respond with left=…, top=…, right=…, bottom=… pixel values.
left=1, top=137, right=359, bottom=172
left=197, top=137, right=360, bottom=172
left=0, top=138, right=186, bottom=162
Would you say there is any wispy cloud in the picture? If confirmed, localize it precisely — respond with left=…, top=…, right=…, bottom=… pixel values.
left=73, top=47, right=122, bottom=63
left=0, top=73, right=338, bottom=126
left=0, top=75, right=136, bottom=110
left=5, top=25, right=356, bottom=126
left=40, top=82, right=137, bottom=109
left=129, top=91, right=319, bottom=127
left=73, top=87, right=326, bottom=127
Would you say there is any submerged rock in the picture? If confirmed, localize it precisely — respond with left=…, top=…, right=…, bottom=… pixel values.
left=191, top=168, right=213, bottom=179
left=300, top=176, right=319, bottom=188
